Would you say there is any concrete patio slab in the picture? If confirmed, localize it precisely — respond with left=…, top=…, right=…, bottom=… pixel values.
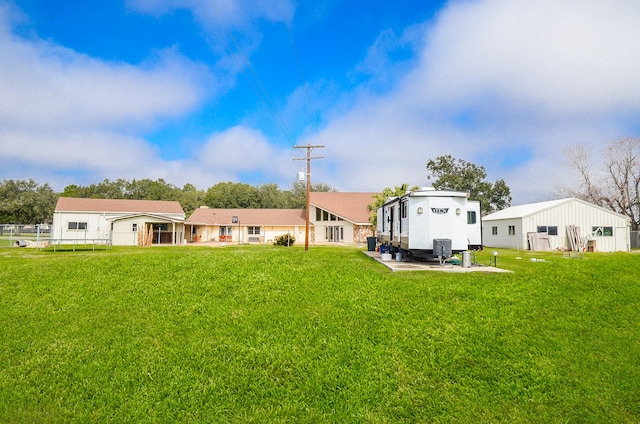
left=362, top=251, right=512, bottom=273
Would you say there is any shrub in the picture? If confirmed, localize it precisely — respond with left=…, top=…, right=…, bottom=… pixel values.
left=273, top=233, right=295, bottom=246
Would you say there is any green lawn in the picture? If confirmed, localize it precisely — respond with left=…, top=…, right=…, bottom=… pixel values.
left=0, top=246, right=638, bottom=423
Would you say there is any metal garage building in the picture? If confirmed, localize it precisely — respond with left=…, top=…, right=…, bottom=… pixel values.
left=482, top=197, right=631, bottom=252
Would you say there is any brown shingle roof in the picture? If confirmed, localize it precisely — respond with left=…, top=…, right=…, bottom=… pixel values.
left=55, top=197, right=185, bottom=214
left=310, top=192, right=376, bottom=224
left=186, top=208, right=306, bottom=226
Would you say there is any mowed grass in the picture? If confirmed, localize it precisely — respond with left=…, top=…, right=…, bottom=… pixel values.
left=0, top=245, right=638, bottom=423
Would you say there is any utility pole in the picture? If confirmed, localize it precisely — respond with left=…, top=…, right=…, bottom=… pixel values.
left=293, top=144, right=324, bottom=251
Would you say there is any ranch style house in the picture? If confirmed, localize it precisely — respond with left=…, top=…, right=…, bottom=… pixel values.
left=185, top=192, right=376, bottom=245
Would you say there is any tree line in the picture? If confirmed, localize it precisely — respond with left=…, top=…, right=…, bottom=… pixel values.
left=0, top=155, right=518, bottom=225
left=11, top=142, right=634, bottom=230
left=0, top=178, right=334, bottom=224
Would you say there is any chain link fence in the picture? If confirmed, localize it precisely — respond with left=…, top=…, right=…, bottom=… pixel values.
left=0, top=224, right=51, bottom=247
left=632, top=231, right=640, bottom=250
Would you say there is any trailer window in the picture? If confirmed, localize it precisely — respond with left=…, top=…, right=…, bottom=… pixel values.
left=492, top=226, right=498, bottom=235
left=467, top=211, right=477, bottom=225
left=401, top=201, right=408, bottom=218
left=508, top=225, right=515, bottom=235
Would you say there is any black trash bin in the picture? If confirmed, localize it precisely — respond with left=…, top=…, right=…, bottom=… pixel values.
left=367, top=236, right=377, bottom=252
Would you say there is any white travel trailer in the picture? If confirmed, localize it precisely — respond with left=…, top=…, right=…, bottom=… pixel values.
left=377, top=188, right=482, bottom=259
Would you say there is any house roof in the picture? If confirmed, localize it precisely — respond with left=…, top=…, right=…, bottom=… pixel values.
left=483, top=197, right=631, bottom=222
left=310, top=192, right=376, bottom=224
left=108, top=213, right=185, bottom=223
left=55, top=197, right=185, bottom=215
left=186, top=208, right=306, bottom=226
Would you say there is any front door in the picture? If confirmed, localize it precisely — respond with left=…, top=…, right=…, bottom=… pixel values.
left=219, top=226, right=233, bottom=242
left=327, top=226, right=343, bottom=242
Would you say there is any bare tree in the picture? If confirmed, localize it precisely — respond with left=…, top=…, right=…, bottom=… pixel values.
left=563, top=138, right=640, bottom=230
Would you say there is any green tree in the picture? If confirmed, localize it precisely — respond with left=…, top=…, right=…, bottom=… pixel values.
left=287, top=179, right=335, bottom=209
left=61, top=179, right=128, bottom=199
left=179, top=183, right=206, bottom=218
left=367, top=183, right=420, bottom=226
left=204, top=182, right=260, bottom=208
left=125, top=178, right=179, bottom=200
left=257, top=183, right=287, bottom=209
left=425, top=155, right=511, bottom=214
left=0, top=179, right=57, bottom=224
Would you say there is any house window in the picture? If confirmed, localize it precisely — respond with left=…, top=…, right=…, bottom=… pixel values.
left=537, top=226, right=558, bottom=236
left=316, top=208, right=321, bottom=221
left=323, top=211, right=329, bottom=221
left=508, top=225, right=515, bottom=235
left=492, top=226, right=498, bottom=235
left=132, top=223, right=138, bottom=232
left=592, top=226, right=613, bottom=236
left=153, top=224, right=168, bottom=231
left=68, top=222, right=87, bottom=230
left=467, top=211, right=477, bottom=225
left=248, top=226, right=261, bottom=235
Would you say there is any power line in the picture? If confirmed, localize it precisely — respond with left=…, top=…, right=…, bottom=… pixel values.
left=280, top=0, right=322, bottom=139
left=196, top=0, right=296, bottom=144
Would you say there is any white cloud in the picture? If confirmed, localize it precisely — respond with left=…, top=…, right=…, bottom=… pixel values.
left=306, top=0, right=640, bottom=203
left=196, top=125, right=294, bottom=181
left=416, top=0, right=640, bottom=117
left=0, top=33, right=211, bottom=130
left=0, top=3, right=216, bottom=188
left=126, top=0, right=294, bottom=27
left=3, top=0, right=640, bottom=204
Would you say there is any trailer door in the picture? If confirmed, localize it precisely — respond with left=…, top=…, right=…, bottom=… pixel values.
left=389, top=205, right=394, bottom=243
left=467, top=201, right=482, bottom=249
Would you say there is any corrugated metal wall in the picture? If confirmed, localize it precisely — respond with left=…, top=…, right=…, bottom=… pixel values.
left=484, top=199, right=631, bottom=252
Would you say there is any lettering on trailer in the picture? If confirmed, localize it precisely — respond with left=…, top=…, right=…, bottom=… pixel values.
left=431, top=208, right=449, bottom=214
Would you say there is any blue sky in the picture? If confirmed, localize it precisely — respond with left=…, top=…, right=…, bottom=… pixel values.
left=1, top=0, right=639, bottom=204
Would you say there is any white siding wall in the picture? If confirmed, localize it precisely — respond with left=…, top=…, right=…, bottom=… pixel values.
left=112, top=217, right=145, bottom=246
left=52, top=212, right=108, bottom=241
left=311, top=206, right=355, bottom=244
left=482, top=218, right=523, bottom=250
left=53, top=212, right=185, bottom=246
left=313, top=222, right=355, bottom=243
